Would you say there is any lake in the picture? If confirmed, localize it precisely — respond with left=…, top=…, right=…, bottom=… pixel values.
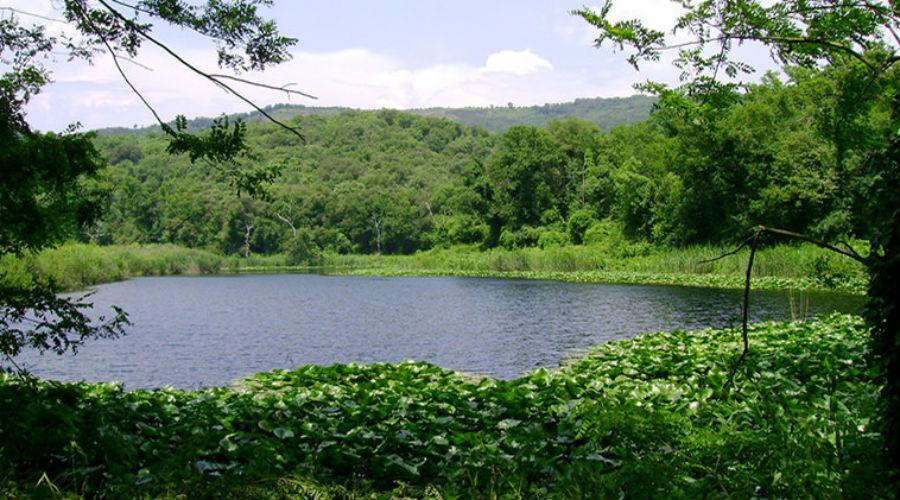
left=15, top=274, right=864, bottom=389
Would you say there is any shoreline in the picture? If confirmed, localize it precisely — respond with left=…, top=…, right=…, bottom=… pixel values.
left=1, top=242, right=868, bottom=294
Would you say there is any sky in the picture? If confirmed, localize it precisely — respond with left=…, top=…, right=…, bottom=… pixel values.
left=4, top=0, right=777, bottom=131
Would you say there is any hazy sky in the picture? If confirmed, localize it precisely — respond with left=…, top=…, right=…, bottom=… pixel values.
left=5, top=1, right=776, bottom=131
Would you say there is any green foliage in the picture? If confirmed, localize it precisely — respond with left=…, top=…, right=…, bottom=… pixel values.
left=0, top=244, right=224, bottom=292
left=431, top=214, right=488, bottom=247
left=577, top=1, right=900, bottom=475
left=498, top=226, right=542, bottom=250
left=0, top=315, right=888, bottom=497
left=486, top=126, right=567, bottom=231
left=284, top=229, right=321, bottom=266
left=1, top=15, right=130, bottom=367
left=583, top=219, right=624, bottom=248
left=328, top=242, right=867, bottom=293
left=537, top=229, right=570, bottom=249
left=566, top=209, right=595, bottom=245
left=88, top=70, right=894, bottom=258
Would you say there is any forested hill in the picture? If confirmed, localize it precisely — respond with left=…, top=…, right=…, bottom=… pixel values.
left=411, top=96, right=655, bottom=132
left=95, top=95, right=655, bottom=135
left=90, top=66, right=886, bottom=263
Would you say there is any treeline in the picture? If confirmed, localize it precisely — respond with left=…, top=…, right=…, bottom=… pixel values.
left=89, top=63, right=890, bottom=262
left=95, top=96, right=655, bottom=136
left=413, top=95, right=655, bottom=132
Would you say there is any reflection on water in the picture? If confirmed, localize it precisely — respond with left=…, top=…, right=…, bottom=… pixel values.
left=15, top=274, right=863, bottom=389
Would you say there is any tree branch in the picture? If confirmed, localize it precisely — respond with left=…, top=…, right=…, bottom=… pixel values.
left=94, top=0, right=311, bottom=141
left=706, top=224, right=869, bottom=390
left=699, top=233, right=755, bottom=264
left=757, top=225, right=867, bottom=263
left=75, top=5, right=168, bottom=130
left=0, top=7, right=67, bottom=24
left=106, top=0, right=155, bottom=17
left=208, top=74, right=317, bottom=100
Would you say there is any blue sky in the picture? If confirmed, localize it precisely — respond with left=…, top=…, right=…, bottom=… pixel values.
left=7, top=1, right=775, bottom=131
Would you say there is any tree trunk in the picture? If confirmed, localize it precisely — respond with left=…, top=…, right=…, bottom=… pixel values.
left=243, top=223, right=254, bottom=259
left=274, top=210, right=297, bottom=237
left=372, top=216, right=383, bottom=262
left=866, top=92, right=900, bottom=482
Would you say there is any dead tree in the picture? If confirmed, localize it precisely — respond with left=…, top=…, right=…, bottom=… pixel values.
left=242, top=223, right=254, bottom=259
left=273, top=200, right=298, bottom=238
left=371, top=215, right=383, bottom=261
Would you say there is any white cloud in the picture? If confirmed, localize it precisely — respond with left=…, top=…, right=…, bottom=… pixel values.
left=482, top=49, right=553, bottom=76
left=598, top=1, right=686, bottom=33
left=28, top=46, right=587, bottom=130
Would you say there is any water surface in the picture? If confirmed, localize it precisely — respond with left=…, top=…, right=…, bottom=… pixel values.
left=15, top=274, right=863, bottom=389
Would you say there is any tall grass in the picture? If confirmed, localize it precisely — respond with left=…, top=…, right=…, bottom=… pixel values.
left=0, top=241, right=868, bottom=293
left=0, top=243, right=224, bottom=291
left=322, top=242, right=867, bottom=281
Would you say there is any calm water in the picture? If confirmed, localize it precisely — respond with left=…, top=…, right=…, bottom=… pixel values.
left=15, top=274, right=863, bottom=389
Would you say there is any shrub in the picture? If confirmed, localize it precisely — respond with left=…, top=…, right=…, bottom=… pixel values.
left=433, top=215, right=488, bottom=247
left=538, top=229, right=570, bottom=249
left=567, top=209, right=596, bottom=245
left=284, top=230, right=321, bottom=265
left=498, top=226, right=542, bottom=249
left=584, top=219, right=625, bottom=248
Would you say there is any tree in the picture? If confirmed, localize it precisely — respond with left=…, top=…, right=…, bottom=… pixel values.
left=575, top=0, right=899, bottom=478
left=1, top=1, right=310, bottom=370
left=485, top=126, right=567, bottom=234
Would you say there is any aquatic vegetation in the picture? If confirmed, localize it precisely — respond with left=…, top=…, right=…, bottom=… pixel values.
left=0, top=315, right=886, bottom=497
left=0, top=241, right=867, bottom=294
left=325, top=243, right=868, bottom=293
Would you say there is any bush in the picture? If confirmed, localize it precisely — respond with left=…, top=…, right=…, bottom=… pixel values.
left=433, top=215, right=488, bottom=247
left=537, top=229, right=570, bottom=249
left=284, top=230, right=321, bottom=265
left=584, top=219, right=626, bottom=248
left=313, top=228, right=353, bottom=255
left=567, top=209, right=596, bottom=245
left=0, top=316, right=887, bottom=497
left=498, top=226, right=542, bottom=249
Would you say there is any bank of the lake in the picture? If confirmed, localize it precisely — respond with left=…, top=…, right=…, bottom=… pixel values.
left=0, top=241, right=868, bottom=293
left=0, top=314, right=887, bottom=497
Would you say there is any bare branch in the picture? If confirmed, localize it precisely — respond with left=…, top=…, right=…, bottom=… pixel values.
left=2, top=353, right=25, bottom=375
left=73, top=4, right=168, bottom=130
left=699, top=233, right=756, bottom=264
left=115, top=54, right=154, bottom=71
left=711, top=224, right=871, bottom=391
left=106, top=0, right=155, bottom=17
left=94, top=0, right=310, bottom=141
left=724, top=231, right=759, bottom=390
left=0, top=7, right=67, bottom=24
left=758, top=226, right=868, bottom=263
left=209, top=74, right=318, bottom=100
left=657, top=33, right=884, bottom=73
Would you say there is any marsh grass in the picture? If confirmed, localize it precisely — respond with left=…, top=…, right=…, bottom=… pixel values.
left=0, top=241, right=868, bottom=293
left=321, top=243, right=868, bottom=292
left=0, top=243, right=224, bottom=291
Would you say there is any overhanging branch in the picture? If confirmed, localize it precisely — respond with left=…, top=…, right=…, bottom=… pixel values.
left=93, top=0, right=313, bottom=141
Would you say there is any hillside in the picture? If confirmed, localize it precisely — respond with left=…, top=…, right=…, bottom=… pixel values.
left=412, top=96, right=656, bottom=132
left=95, top=95, right=655, bottom=135
left=88, top=69, right=881, bottom=264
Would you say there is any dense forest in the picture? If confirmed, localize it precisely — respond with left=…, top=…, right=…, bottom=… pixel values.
left=89, top=64, right=890, bottom=264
